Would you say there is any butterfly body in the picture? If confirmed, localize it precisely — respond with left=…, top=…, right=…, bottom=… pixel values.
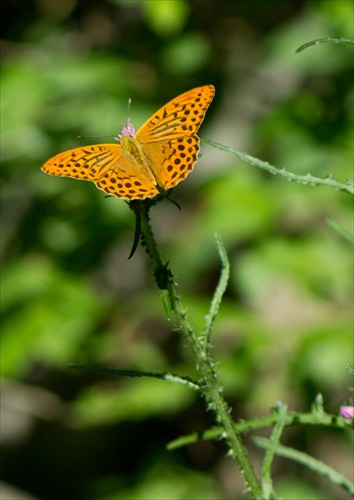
left=42, top=85, right=215, bottom=200
left=119, top=136, right=155, bottom=181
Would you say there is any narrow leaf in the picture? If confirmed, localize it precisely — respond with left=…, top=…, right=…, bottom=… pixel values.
left=296, top=37, right=354, bottom=53
left=202, top=234, right=230, bottom=352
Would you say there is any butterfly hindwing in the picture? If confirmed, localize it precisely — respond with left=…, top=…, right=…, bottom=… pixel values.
left=140, top=135, right=200, bottom=190
left=94, top=152, right=159, bottom=199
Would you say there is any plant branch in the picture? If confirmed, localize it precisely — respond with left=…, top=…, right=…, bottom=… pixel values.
left=203, top=138, right=354, bottom=195
left=254, top=436, right=354, bottom=495
left=132, top=200, right=263, bottom=499
left=167, top=410, right=352, bottom=449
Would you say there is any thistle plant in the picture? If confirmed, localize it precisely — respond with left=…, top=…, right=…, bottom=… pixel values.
left=69, top=38, right=353, bottom=498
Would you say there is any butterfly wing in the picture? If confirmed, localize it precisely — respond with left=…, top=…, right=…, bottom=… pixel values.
left=136, top=85, right=215, bottom=190
left=41, top=144, right=159, bottom=199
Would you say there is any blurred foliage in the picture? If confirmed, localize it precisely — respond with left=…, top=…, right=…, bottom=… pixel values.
left=1, top=0, right=353, bottom=499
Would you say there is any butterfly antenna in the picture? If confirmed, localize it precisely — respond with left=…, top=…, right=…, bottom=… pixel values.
left=77, top=134, right=113, bottom=139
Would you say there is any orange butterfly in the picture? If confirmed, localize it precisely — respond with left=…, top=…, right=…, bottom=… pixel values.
left=42, top=85, right=215, bottom=200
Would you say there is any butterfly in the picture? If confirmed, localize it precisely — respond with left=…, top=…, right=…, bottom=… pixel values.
left=41, top=85, right=215, bottom=200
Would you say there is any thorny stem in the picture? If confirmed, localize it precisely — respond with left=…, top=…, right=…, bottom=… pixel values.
left=203, top=138, right=354, bottom=196
left=131, top=199, right=263, bottom=499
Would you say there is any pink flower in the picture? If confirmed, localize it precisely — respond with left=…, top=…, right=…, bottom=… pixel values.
left=120, top=117, right=136, bottom=138
left=340, top=406, right=354, bottom=419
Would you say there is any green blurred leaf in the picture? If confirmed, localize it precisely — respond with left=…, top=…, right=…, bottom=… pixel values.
left=72, top=377, right=195, bottom=426
left=161, top=32, right=211, bottom=74
left=1, top=255, right=108, bottom=375
left=143, top=0, right=189, bottom=37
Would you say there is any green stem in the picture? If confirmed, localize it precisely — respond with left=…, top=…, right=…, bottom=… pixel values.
left=168, top=411, right=352, bottom=450
left=137, top=200, right=263, bottom=498
left=203, top=138, right=354, bottom=195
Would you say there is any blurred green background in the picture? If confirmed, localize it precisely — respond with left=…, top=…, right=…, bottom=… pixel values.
left=1, top=1, right=353, bottom=499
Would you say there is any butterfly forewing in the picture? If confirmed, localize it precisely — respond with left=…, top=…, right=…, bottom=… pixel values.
left=42, top=144, right=124, bottom=180
left=137, top=85, right=215, bottom=143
